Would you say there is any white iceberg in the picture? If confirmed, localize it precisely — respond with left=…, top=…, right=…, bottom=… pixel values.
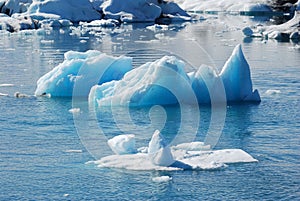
left=102, top=0, right=190, bottom=22
left=89, top=44, right=260, bottom=106
left=107, top=134, right=137, bottom=155
left=35, top=50, right=132, bottom=97
left=26, top=0, right=101, bottom=22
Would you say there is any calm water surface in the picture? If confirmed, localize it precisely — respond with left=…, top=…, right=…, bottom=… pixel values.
left=0, top=18, right=299, bottom=200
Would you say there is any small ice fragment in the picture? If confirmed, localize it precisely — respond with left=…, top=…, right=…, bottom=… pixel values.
left=68, top=108, right=80, bottom=114
left=152, top=176, right=172, bottom=183
left=65, top=149, right=83, bottom=153
left=242, top=27, right=254, bottom=37
left=0, top=93, right=9, bottom=96
left=0, top=83, right=14, bottom=87
left=265, top=89, right=281, bottom=95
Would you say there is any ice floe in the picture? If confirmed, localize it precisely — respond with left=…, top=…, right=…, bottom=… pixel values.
left=89, top=131, right=257, bottom=171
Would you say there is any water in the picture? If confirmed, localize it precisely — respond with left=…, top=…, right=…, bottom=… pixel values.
left=0, top=18, right=299, bottom=200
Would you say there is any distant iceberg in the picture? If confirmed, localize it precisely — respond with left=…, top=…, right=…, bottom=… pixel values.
left=89, top=44, right=260, bottom=106
left=0, top=0, right=191, bottom=32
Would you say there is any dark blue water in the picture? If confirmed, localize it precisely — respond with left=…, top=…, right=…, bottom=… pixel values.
left=0, top=20, right=299, bottom=200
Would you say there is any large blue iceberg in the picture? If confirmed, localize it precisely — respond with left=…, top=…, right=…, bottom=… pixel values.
left=35, top=50, right=132, bottom=97
left=89, top=44, right=260, bottom=106
left=35, top=44, right=260, bottom=104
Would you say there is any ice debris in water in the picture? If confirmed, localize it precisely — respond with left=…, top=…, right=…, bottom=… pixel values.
left=68, top=108, right=80, bottom=114
left=152, top=176, right=172, bottom=183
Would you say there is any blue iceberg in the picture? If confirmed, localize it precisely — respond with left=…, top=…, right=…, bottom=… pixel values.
left=89, top=44, right=260, bottom=106
left=35, top=50, right=132, bottom=97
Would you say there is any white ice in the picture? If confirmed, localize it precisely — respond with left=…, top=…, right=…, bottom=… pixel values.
left=68, top=108, right=80, bottom=114
left=152, top=176, right=172, bottom=183
left=102, top=0, right=190, bottom=22
left=148, top=130, right=175, bottom=166
left=35, top=50, right=132, bottom=97
left=174, top=0, right=271, bottom=13
left=91, top=132, right=257, bottom=171
left=107, top=134, right=137, bottom=155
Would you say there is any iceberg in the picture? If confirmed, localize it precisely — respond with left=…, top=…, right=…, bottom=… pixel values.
left=26, top=0, right=101, bottom=22
left=89, top=44, right=260, bottom=106
left=35, top=50, right=132, bottom=97
left=102, top=0, right=190, bottom=22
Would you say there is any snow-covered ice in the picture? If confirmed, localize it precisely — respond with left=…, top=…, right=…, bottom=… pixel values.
left=35, top=50, right=132, bottom=97
left=107, top=134, right=137, bottom=155
left=91, top=131, right=257, bottom=171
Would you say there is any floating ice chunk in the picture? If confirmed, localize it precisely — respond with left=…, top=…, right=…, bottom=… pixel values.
left=35, top=50, right=132, bottom=97
left=152, top=176, right=172, bottom=183
left=148, top=130, right=175, bottom=167
left=108, top=134, right=137, bottom=155
left=242, top=27, right=254, bottom=37
left=0, top=93, right=9, bottom=96
left=265, top=89, right=281, bottom=95
left=0, top=83, right=14, bottom=87
left=93, top=146, right=257, bottom=171
left=80, top=19, right=119, bottom=28
left=220, top=44, right=261, bottom=102
left=68, top=108, right=80, bottom=114
left=65, top=149, right=83, bottom=153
